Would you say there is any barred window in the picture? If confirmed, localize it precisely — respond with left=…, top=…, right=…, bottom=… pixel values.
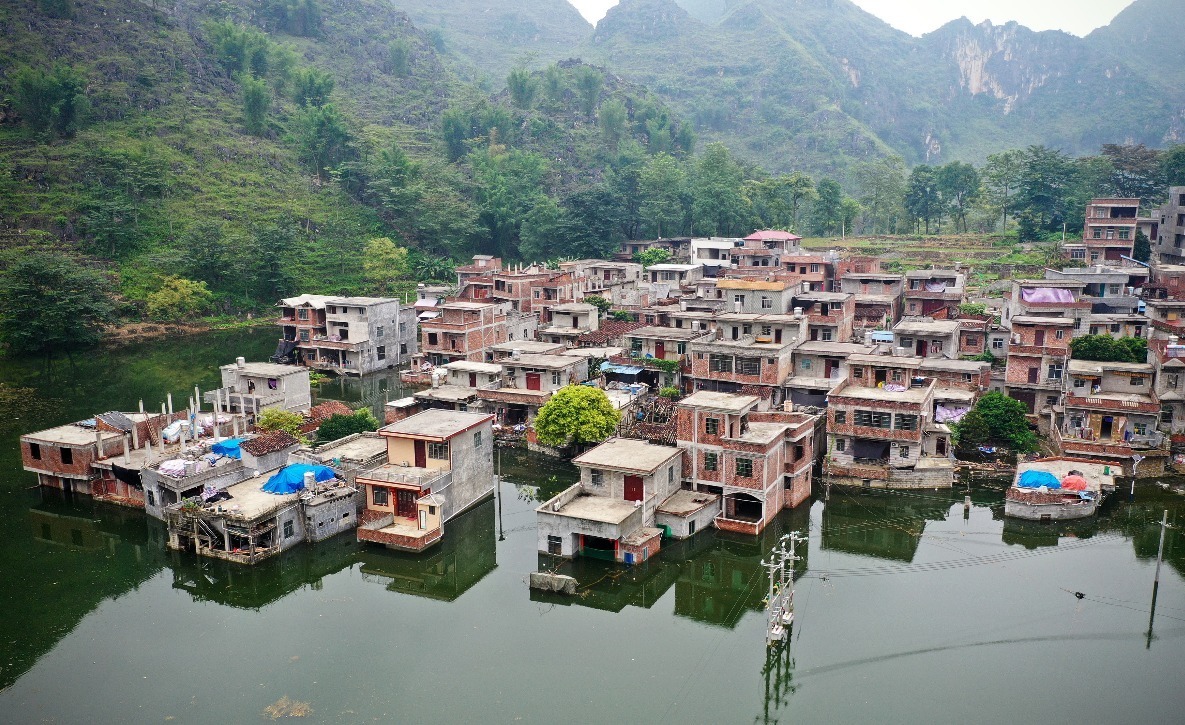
left=704, top=452, right=718, bottom=471
left=854, top=410, right=892, bottom=428
left=709, top=354, right=733, bottom=373
left=834, top=411, right=846, bottom=424
left=894, top=414, right=918, bottom=431
left=428, top=442, right=449, bottom=460
left=737, top=358, right=760, bottom=375
left=705, top=417, right=720, bottom=435
left=735, top=458, right=753, bottom=477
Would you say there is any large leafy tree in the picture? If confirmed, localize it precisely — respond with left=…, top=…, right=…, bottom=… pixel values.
left=1014, top=145, right=1077, bottom=241
left=855, top=158, right=904, bottom=235
left=316, top=409, right=380, bottom=443
left=639, top=153, right=688, bottom=238
left=0, top=251, right=116, bottom=356
left=147, top=277, right=213, bottom=321
left=1069, top=335, right=1147, bottom=363
left=904, top=165, right=941, bottom=234
left=12, top=64, right=87, bottom=139
left=1100, top=143, right=1163, bottom=205
left=955, top=392, right=1037, bottom=453
left=362, top=237, right=410, bottom=294
left=981, top=150, right=1024, bottom=232
left=810, top=178, right=846, bottom=236
left=1162, top=144, right=1185, bottom=187
left=691, top=143, right=748, bottom=236
left=295, top=103, right=352, bottom=180
left=937, top=161, right=980, bottom=233
left=470, top=147, right=550, bottom=258
left=534, top=385, right=619, bottom=449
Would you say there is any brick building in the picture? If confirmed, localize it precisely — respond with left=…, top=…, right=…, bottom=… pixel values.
left=419, top=301, right=510, bottom=365
left=903, top=270, right=965, bottom=318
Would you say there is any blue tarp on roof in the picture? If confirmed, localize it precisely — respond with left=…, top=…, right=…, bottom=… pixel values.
left=870, top=330, right=895, bottom=343
left=1017, top=470, right=1061, bottom=489
left=600, top=361, right=645, bottom=375
left=210, top=436, right=247, bottom=459
left=262, top=464, right=335, bottom=495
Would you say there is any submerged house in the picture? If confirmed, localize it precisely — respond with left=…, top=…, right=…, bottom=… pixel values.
left=536, top=437, right=683, bottom=563
left=204, top=358, right=312, bottom=419
left=276, top=294, right=418, bottom=375
left=356, top=410, right=495, bottom=552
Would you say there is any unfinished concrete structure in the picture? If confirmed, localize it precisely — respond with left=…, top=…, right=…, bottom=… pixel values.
left=204, top=359, right=311, bottom=418
left=276, top=294, right=418, bottom=375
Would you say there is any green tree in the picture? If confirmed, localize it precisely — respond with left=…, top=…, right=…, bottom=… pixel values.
left=362, top=237, right=410, bottom=294
left=291, top=67, right=334, bottom=108
left=904, top=165, right=940, bottom=234
left=937, top=161, right=980, bottom=233
left=584, top=295, right=611, bottom=317
left=316, top=409, right=380, bottom=442
left=533, top=385, right=619, bottom=449
left=241, top=75, right=271, bottom=136
left=981, top=150, right=1024, bottom=232
left=1100, top=143, right=1163, bottom=205
left=557, top=185, right=625, bottom=259
left=12, top=64, right=87, bottom=138
left=265, top=0, right=323, bottom=36
left=966, top=392, right=1038, bottom=452
left=0, top=251, right=116, bottom=357
left=639, top=153, right=688, bottom=238
left=256, top=408, right=305, bottom=438
left=37, top=0, right=74, bottom=18
left=180, top=221, right=229, bottom=288
left=810, top=178, right=845, bottom=236
left=1070, top=335, right=1147, bottom=363
left=691, top=143, right=748, bottom=236
left=507, top=67, right=538, bottom=110
left=519, top=196, right=564, bottom=262
left=599, top=98, right=627, bottom=149
left=543, top=63, right=565, bottom=102
left=854, top=158, right=905, bottom=234
left=1015, top=145, right=1077, bottom=241
left=294, top=103, right=352, bottom=180
left=1134, top=230, right=1151, bottom=263
left=1161, top=144, right=1185, bottom=187
left=574, top=66, right=603, bottom=118
left=470, top=147, right=550, bottom=258
left=147, top=277, right=214, bottom=321
left=387, top=39, right=411, bottom=76
left=634, top=248, right=671, bottom=268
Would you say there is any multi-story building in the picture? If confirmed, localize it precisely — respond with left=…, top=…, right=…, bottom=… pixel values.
left=902, top=270, right=965, bottom=318
left=893, top=317, right=960, bottom=359
left=676, top=391, right=819, bottom=532
left=480, top=353, right=590, bottom=427
left=688, top=335, right=795, bottom=405
left=838, top=271, right=905, bottom=331
left=792, top=291, right=854, bottom=343
left=277, top=294, right=417, bottom=375
left=1154, top=187, right=1185, bottom=265
left=538, top=302, right=599, bottom=347
left=205, top=359, right=312, bottom=417
left=689, top=238, right=737, bottom=277
left=1053, top=359, right=1166, bottom=475
left=785, top=341, right=875, bottom=409
left=454, top=254, right=502, bottom=287
left=1001, top=279, right=1092, bottom=337
left=559, top=259, right=645, bottom=298
left=1078, top=198, right=1140, bottom=263
left=716, top=278, right=795, bottom=314
left=419, top=301, right=510, bottom=365
left=356, top=410, right=495, bottom=552
left=1002, top=316, right=1074, bottom=416
left=826, top=353, right=955, bottom=489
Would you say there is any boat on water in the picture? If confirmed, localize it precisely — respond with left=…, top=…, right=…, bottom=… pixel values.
left=1004, top=458, right=1116, bottom=522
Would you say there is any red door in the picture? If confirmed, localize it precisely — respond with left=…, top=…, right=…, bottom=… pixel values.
left=824, top=359, right=837, bottom=379
left=1034, top=330, right=1045, bottom=346
left=414, top=440, right=427, bottom=468
left=396, top=489, right=417, bottom=518
left=469, top=372, right=477, bottom=387
left=1027, top=367, right=1039, bottom=384
left=655, top=341, right=665, bottom=359
left=526, top=373, right=541, bottom=391
left=624, top=475, right=644, bottom=502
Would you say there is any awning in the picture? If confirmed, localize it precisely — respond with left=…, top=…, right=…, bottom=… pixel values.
left=600, top=362, right=644, bottom=375
left=418, top=311, right=442, bottom=320
left=414, top=298, right=439, bottom=309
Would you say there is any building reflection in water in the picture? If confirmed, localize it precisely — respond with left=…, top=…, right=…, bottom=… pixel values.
left=356, top=496, right=497, bottom=602
left=821, top=489, right=957, bottom=563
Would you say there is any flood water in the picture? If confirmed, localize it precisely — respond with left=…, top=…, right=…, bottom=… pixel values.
left=1, top=327, right=1184, bottom=722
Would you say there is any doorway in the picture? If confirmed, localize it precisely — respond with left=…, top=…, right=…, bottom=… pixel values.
left=1100, top=416, right=1114, bottom=439
left=414, top=440, right=426, bottom=468
left=655, top=341, right=666, bottom=359
left=1035, top=330, right=1045, bottom=346
left=526, top=373, right=541, bottom=391
left=624, top=475, right=644, bottom=502
left=936, top=437, right=947, bottom=456
left=397, top=489, right=417, bottom=518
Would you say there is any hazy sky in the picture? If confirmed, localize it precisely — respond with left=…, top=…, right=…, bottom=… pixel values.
left=567, top=0, right=1135, bottom=37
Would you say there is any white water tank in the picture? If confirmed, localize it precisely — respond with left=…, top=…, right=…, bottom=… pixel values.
left=793, top=307, right=803, bottom=317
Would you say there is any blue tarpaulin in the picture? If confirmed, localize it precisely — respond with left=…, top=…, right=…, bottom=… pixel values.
left=262, top=464, right=335, bottom=494
left=600, top=362, right=645, bottom=376
left=1017, top=470, right=1061, bottom=489
left=210, top=437, right=247, bottom=459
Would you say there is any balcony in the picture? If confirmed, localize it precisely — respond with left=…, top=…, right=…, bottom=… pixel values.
left=358, top=514, right=443, bottom=552
left=1064, top=394, right=1159, bottom=414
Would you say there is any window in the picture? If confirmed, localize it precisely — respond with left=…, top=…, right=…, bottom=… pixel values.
left=709, top=354, right=733, bottom=373
left=1047, top=364, right=1063, bottom=381
left=853, top=367, right=864, bottom=379
left=704, top=452, right=718, bottom=471
left=630, top=338, right=643, bottom=355
left=899, top=446, right=910, bottom=459
left=891, top=370, right=903, bottom=382
left=591, top=469, right=604, bottom=487
left=376, top=325, right=385, bottom=338
left=1134, top=423, right=1148, bottom=435
left=1162, top=406, right=1174, bottom=425
left=1055, top=329, right=1064, bottom=340
left=966, top=336, right=979, bottom=347
left=28, top=443, right=40, bottom=460
left=761, top=297, right=773, bottom=309
left=373, top=487, right=389, bottom=506
left=855, top=410, right=893, bottom=428
left=1092, top=229, right=1103, bottom=239
left=61, top=447, right=73, bottom=465
left=1169, top=374, right=1179, bottom=389
left=705, top=417, right=720, bottom=435
left=299, top=329, right=310, bottom=342
left=821, top=329, right=833, bottom=342
left=283, top=520, right=294, bottom=539
left=552, top=371, right=562, bottom=386
left=147, top=490, right=155, bottom=506
left=297, top=308, right=309, bottom=320
left=1070, top=248, right=1086, bottom=260
left=1074, top=378, right=1086, bottom=388
left=428, top=442, right=449, bottom=460
left=400, top=343, right=407, bottom=355
left=1119, top=229, right=1130, bottom=240
left=427, top=332, right=438, bottom=346
left=669, top=467, right=675, bottom=487
left=834, top=411, right=846, bottom=424
left=894, top=414, right=918, bottom=431
left=835, top=438, right=846, bottom=452
left=1131, top=375, right=1146, bottom=386
left=735, top=458, right=753, bottom=477
left=268, top=378, right=278, bottom=390
left=376, top=346, right=386, bottom=361
left=733, top=294, right=746, bottom=305
left=737, top=358, right=760, bottom=375
left=474, top=431, right=483, bottom=448
left=993, top=338, right=1004, bottom=349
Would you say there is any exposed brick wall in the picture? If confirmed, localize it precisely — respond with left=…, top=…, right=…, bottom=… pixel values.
left=358, top=525, right=441, bottom=551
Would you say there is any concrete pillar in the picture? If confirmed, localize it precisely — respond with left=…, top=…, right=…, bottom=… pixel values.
left=194, top=386, right=201, bottom=412
left=95, top=430, right=105, bottom=460
left=167, top=393, right=173, bottom=416
left=123, top=434, right=131, bottom=464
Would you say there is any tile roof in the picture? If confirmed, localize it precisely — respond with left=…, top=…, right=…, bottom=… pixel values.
left=241, top=430, right=300, bottom=456
left=578, top=320, right=646, bottom=345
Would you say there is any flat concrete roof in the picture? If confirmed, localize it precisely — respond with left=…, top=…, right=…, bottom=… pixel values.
left=220, top=472, right=301, bottom=519
left=23, top=423, right=123, bottom=446
left=222, top=362, right=307, bottom=377
left=1013, top=458, right=1112, bottom=493
left=1010, top=315, right=1075, bottom=326
left=893, top=319, right=960, bottom=335
left=727, top=421, right=788, bottom=446
left=627, top=326, right=711, bottom=341
left=441, top=300, right=498, bottom=309
left=680, top=390, right=759, bottom=413
left=549, top=302, right=597, bottom=313
left=934, top=388, right=975, bottom=403
left=1067, top=360, right=1154, bottom=374
left=795, top=291, right=851, bottom=301
left=919, top=359, right=990, bottom=373
left=832, top=384, right=932, bottom=404
left=573, top=438, right=682, bottom=473
left=444, top=361, right=503, bottom=374
left=568, top=346, right=624, bottom=358
left=848, top=353, right=924, bottom=367
left=414, top=385, right=479, bottom=402
left=716, top=279, right=788, bottom=291
left=796, top=341, right=873, bottom=356
left=547, top=493, right=638, bottom=526
left=380, top=409, right=492, bottom=440
left=309, top=433, right=387, bottom=463
left=1065, top=391, right=1156, bottom=405
left=491, top=340, right=566, bottom=354
left=648, top=264, right=702, bottom=272
left=656, top=489, right=719, bottom=517
left=505, top=353, right=586, bottom=369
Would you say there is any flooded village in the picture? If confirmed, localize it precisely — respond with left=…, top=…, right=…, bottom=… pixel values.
left=5, top=197, right=1185, bottom=721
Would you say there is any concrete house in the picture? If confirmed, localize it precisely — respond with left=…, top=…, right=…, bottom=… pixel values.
left=1151, top=337, right=1185, bottom=447
left=903, top=270, right=965, bottom=318
left=716, top=278, right=795, bottom=314
left=536, top=438, right=682, bottom=563
left=559, top=259, right=644, bottom=295
left=792, top=291, right=854, bottom=343
left=277, top=294, right=417, bottom=375
left=412, top=360, right=501, bottom=412
left=687, top=334, right=795, bottom=406
left=1080, top=198, right=1140, bottom=263
left=1003, top=316, right=1074, bottom=416
left=490, top=340, right=566, bottom=359
left=676, top=391, right=820, bottom=534
left=690, top=238, right=737, bottom=276
left=647, top=263, right=704, bottom=292
left=785, top=341, right=875, bottom=409
left=839, top=272, right=905, bottom=331
left=419, top=301, right=509, bottom=365
left=1054, top=359, right=1166, bottom=475
left=539, top=302, right=600, bottom=347
left=893, top=317, right=960, bottom=359
left=1154, top=187, right=1185, bottom=265
left=826, top=353, right=955, bottom=489
left=479, top=354, right=589, bottom=426
left=357, top=410, right=495, bottom=552
left=205, top=359, right=312, bottom=418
